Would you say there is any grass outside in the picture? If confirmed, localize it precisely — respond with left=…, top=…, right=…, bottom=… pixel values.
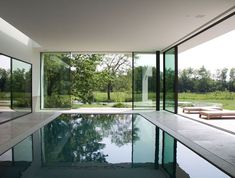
left=27, top=91, right=235, bottom=110
left=93, top=91, right=132, bottom=102
left=72, top=103, right=131, bottom=109
left=72, top=91, right=132, bottom=108
left=178, top=91, right=235, bottom=110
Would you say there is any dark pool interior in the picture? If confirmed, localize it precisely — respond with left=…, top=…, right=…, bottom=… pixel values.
left=0, top=114, right=231, bottom=178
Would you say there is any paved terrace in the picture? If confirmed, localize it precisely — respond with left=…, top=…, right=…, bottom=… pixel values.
left=178, top=108, right=235, bottom=134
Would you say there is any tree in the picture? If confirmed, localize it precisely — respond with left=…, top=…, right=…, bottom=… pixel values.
left=43, top=53, right=71, bottom=108
left=215, top=68, right=228, bottom=91
left=98, top=54, right=131, bottom=101
left=178, top=68, right=195, bottom=92
left=195, top=66, right=213, bottom=93
left=229, top=68, right=235, bottom=91
left=0, top=68, right=10, bottom=92
left=71, top=54, right=102, bottom=104
left=112, top=68, right=132, bottom=92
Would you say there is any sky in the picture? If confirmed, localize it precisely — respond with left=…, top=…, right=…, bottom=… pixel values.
left=178, top=29, right=235, bottom=73
left=0, top=55, right=10, bottom=70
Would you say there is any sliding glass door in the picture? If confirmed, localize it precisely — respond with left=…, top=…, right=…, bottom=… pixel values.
left=12, top=59, right=32, bottom=113
left=163, top=47, right=178, bottom=113
left=0, top=54, right=32, bottom=124
left=133, top=53, right=159, bottom=110
left=41, top=53, right=71, bottom=109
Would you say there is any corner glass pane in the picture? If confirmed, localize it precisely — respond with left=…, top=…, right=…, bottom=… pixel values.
left=160, top=54, right=164, bottom=110
left=163, top=132, right=176, bottom=177
left=164, top=48, right=176, bottom=113
left=12, top=59, right=32, bottom=113
left=176, top=142, right=229, bottom=178
left=13, top=136, right=33, bottom=163
left=0, top=55, right=11, bottom=123
left=41, top=53, right=71, bottom=109
left=0, top=56, right=32, bottom=124
left=132, top=114, right=156, bottom=167
left=133, top=53, right=156, bottom=110
left=0, top=135, right=32, bottom=178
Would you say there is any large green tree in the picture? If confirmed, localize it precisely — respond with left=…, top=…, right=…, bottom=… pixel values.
left=43, top=53, right=71, bottom=108
left=71, top=54, right=102, bottom=104
left=98, top=54, right=131, bottom=101
left=178, top=68, right=196, bottom=92
left=0, top=68, right=10, bottom=92
left=215, top=68, right=228, bottom=91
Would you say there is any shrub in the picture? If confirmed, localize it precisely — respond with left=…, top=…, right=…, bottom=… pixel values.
left=112, top=102, right=129, bottom=108
left=44, top=95, right=71, bottom=108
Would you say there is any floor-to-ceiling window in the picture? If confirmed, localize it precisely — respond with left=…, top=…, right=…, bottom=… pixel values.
left=178, top=30, right=235, bottom=112
left=133, top=53, right=157, bottom=110
left=41, top=53, right=132, bottom=109
left=0, top=55, right=11, bottom=113
left=41, top=53, right=71, bottom=109
left=177, top=14, right=235, bottom=132
left=0, top=54, right=32, bottom=124
left=163, top=47, right=178, bottom=113
left=12, top=59, right=32, bottom=112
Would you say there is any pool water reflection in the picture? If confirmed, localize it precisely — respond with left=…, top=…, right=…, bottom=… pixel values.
left=42, top=114, right=133, bottom=166
left=0, top=114, right=231, bottom=178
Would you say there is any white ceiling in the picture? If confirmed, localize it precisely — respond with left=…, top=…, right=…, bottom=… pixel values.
left=0, top=0, right=235, bottom=52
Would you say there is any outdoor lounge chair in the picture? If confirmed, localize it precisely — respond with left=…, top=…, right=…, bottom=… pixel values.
left=182, top=106, right=222, bottom=114
left=199, top=110, right=235, bottom=119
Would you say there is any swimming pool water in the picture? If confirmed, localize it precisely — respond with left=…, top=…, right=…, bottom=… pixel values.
left=0, top=114, right=231, bottom=178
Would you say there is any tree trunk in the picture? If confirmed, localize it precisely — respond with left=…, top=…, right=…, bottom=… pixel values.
left=107, top=82, right=111, bottom=101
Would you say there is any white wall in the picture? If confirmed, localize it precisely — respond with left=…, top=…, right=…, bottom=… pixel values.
left=0, top=31, right=41, bottom=111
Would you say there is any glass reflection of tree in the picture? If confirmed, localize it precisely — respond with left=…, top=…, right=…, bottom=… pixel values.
left=12, top=68, right=32, bottom=108
left=165, top=68, right=175, bottom=110
left=0, top=67, right=11, bottom=107
left=43, top=114, right=70, bottom=162
left=43, top=114, right=136, bottom=164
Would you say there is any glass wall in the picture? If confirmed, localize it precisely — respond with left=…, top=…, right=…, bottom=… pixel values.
left=178, top=27, right=235, bottom=121
left=163, top=47, right=178, bottom=113
left=133, top=53, right=156, bottom=110
left=0, top=135, right=32, bottom=178
left=162, top=132, right=176, bottom=177
left=12, top=59, right=32, bottom=112
left=160, top=53, right=164, bottom=110
left=41, top=53, right=132, bottom=109
left=72, top=53, right=132, bottom=107
left=0, top=54, right=32, bottom=124
left=0, top=55, right=11, bottom=113
left=41, top=53, right=71, bottom=109
left=133, top=114, right=157, bottom=166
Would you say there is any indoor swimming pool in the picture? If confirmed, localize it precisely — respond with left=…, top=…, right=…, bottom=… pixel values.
left=0, top=114, right=231, bottom=178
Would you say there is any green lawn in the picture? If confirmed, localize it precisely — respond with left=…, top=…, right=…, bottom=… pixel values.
left=72, top=102, right=131, bottom=109
left=94, top=91, right=132, bottom=102
left=72, top=103, right=111, bottom=108
left=179, top=91, right=235, bottom=110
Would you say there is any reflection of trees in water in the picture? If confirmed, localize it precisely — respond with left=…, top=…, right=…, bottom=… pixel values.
left=59, top=114, right=107, bottom=163
left=43, top=114, right=136, bottom=164
left=96, top=114, right=133, bottom=147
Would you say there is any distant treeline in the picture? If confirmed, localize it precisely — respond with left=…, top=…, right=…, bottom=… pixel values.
left=178, top=66, right=235, bottom=93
